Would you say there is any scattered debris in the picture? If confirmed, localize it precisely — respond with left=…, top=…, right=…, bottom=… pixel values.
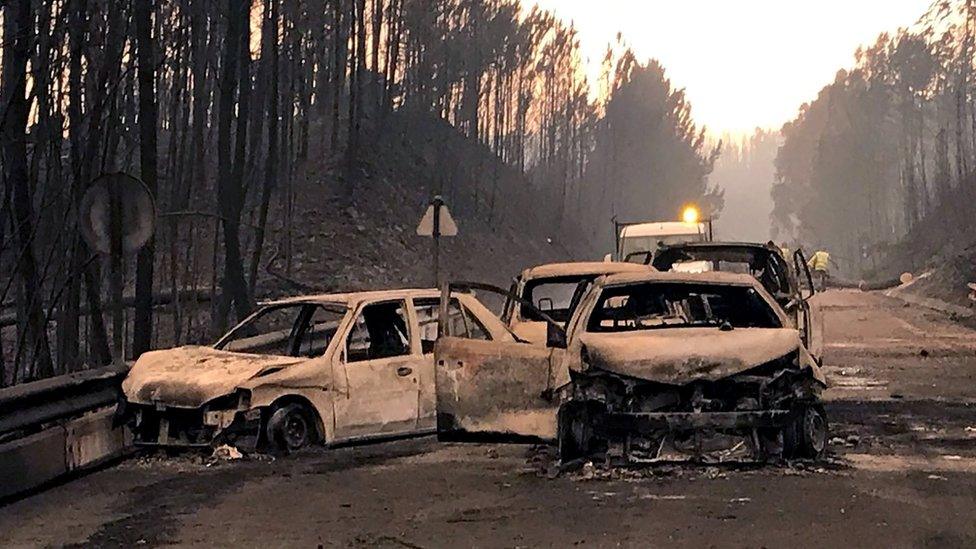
left=640, top=494, right=688, bottom=501
left=211, top=444, right=243, bottom=461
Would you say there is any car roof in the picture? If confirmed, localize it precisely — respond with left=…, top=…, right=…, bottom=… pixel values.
left=652, top=242, right=785, bottom=267
left=597, top=270, right=764, bottom=288
left=263, top=288, right=439, bottom=308
left=619, top=221, right=705, bottom=238
left=523, top=261, right=653, bottom=280
left=661, top=241, right=774, bottom=250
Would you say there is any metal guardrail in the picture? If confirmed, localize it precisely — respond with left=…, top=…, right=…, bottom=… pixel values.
left=0, top=365, right=128, bottom=439
left=0, top=365, right=131, bottom=501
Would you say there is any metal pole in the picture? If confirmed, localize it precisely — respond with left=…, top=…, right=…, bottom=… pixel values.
left=432, top=195, right=442, bottom=288
left=109, top=181, right=124, bottom=365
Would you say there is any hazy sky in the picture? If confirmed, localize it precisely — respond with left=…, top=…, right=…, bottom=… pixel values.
left=525, top=0, right=930, bottom=136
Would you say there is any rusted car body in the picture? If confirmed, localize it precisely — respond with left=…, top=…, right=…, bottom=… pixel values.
left=436, top=271, right=828, bottom=463
left=119, top=289, right=513, bottom=451
left=651, top=242, right=823, bottom=362
left=502, top=262, right=654, bottom=344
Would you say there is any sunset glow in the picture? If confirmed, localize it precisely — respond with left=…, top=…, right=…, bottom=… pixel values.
left=525, top=0, right=930, bottom=136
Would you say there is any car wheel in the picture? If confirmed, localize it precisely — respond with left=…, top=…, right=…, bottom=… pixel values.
left=267, top=403, right=318, bottom=453
left=558, top=402, right=603, bottom=463
left=784, top=404, right=828, bottom=460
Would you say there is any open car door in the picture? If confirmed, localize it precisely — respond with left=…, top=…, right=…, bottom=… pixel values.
left=793, top=249, right=823, bottom=363
left=435, top=282, right=567, bottom=441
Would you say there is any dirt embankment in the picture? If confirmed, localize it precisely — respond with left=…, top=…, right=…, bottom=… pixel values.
left=870, top=215, right=976, bottom=312
left=255, top=110, right=600, bottom=298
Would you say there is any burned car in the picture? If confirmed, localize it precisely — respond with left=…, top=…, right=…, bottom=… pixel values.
left=651, top=241, right=822, bottom=362
left=119, top=289, right=513, bottom=452
left=436, top=271, right=828, bottom=464
left=502, top=262, right=654, bottom=343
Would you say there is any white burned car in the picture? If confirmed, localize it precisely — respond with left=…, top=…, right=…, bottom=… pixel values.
left=502, top=262, right=654, bottom=344
left=119, top=289, right=513, bottom=452
left=436, top=271, right=828, bottom=463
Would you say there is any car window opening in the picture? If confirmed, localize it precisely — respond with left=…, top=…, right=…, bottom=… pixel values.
left=218, top=304, right=345, bottom=357
left=415, top=298, right=491, bottom=353
left=521, top=276, right=595, bottom=324
left=346, top=301, right=412, bottom=362
left=587, top=283, right=782, bottom=332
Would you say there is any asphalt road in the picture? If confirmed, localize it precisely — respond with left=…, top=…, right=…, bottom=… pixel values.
left=3, top=290, right=976, bottom=548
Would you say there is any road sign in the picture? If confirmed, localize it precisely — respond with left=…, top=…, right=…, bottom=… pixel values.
left=79, top=173, right=156, bottom=366
left=80, top=173, right=156, bottom=255
left=416, top=196, right=457, bottom=288
left=416, top=199, right=457, bottom=237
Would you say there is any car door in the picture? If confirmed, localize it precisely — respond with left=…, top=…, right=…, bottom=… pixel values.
left=792, top=249, right=823, bottom=362
left=332, top=299, right=423, bottom=441
left=413, top=295, right=497, bottom=432
left=434, top=283, right=564, bottom=441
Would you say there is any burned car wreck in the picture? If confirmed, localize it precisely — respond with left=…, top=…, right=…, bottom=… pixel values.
left=435, top=271, right=828, bottom=464
left=117, top=289, right=514, bottom=452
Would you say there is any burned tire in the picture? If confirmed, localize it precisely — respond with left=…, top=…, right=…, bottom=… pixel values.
left=267, top=403, right=319, bottom=453
left=784, top=404, right=828, bottom=460
left=558, top=402, right=604, bottom=463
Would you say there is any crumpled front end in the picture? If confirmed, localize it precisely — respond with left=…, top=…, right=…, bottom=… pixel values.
left=118, top=347, right=304, bottom=448
left=562, top=350, right=826, bottom=464
left=122, top=389, right=262, bottom=448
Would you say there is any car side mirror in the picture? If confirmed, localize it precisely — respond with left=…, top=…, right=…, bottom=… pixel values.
left=546, top=322, right=567, bottom=349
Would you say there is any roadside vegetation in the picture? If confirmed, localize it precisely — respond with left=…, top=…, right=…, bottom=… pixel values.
left=772, top=0, right=976, bottom=289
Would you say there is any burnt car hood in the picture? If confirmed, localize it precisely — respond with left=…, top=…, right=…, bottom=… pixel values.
left=579, top=327, right=804, bottom=385
left=122, top=346, right=303, bottom=408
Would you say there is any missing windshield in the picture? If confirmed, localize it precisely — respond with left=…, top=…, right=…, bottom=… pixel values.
left=587, top=282, right=781, bottom=332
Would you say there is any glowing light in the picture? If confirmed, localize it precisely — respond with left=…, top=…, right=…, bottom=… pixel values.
left=682, top=205, right=700, bottom=224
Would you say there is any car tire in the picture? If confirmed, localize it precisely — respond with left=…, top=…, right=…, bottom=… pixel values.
left=558, top=402, right=603, bottom=463
left=267, top=403, right=319, bottom=453
left=784, top=404, right=828, bottom=460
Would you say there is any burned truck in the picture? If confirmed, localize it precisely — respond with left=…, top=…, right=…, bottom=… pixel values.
left=435, top=271, right=828, bottom=463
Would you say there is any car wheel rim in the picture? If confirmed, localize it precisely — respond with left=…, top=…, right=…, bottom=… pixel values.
left=284, top=414, right=307, bottom=448
left=805, top=410, right=826, bottom=453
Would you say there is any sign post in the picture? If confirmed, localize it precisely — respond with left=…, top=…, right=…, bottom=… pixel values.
left=416, top=195, right=457, bottom=288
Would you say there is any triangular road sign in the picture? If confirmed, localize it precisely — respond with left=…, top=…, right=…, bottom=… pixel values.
left=417, top=203, right=458, bottom=237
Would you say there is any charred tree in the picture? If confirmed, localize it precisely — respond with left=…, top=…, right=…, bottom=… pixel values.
left=1, top=0, right=54, bottom=379
left=134, top=0, right=160, bottom=358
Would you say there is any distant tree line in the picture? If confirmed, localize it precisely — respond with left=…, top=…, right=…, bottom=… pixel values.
left=0, top=0, right=717, bottom=385
left=772, top=0, right=976, bottom=274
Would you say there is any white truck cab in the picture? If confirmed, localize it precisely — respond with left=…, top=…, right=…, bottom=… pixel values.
left=611, top=221, right=709, bottom=263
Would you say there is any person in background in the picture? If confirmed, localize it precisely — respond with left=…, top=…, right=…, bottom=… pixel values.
left=807, top=248, right=834, bottom=291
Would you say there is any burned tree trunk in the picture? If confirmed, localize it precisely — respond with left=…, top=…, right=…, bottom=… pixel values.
left=216, top=0, right=253, bottom=333
left=1, top=0, right=54, bottom=379
left=249, top=0, right=280, bottom=293
left=134, top=0, right=160, bottom=358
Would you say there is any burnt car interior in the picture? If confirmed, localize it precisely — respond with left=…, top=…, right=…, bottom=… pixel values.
left=218, top=304, right=344, bottom=358
left=346, top=301, right=411, bottom=361
left=652, top=245, right=793, bottom=300
left=587, top=283, right=782, bottom=332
